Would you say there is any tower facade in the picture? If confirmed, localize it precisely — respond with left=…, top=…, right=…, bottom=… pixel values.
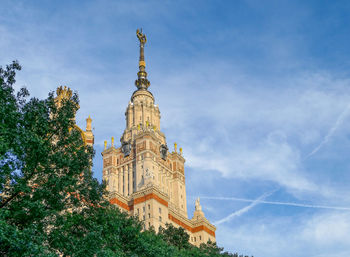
left=102, top=29, right=215, bottom=245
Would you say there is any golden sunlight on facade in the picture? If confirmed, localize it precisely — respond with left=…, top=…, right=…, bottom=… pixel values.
left=101, top=29, right=216, bottom=245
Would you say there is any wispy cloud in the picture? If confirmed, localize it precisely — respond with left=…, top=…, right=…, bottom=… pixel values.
left=202, top=195, right=350, bottom=211
left=214, top=191, right=275, bottom=225
left=218, top=212, right=350, bottom=257
left=306, top=103, right=350, bottom=158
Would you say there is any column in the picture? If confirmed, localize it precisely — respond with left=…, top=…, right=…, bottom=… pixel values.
left=119, top=168, right=122, bottom=194
left=124, top=166, right=128, bottom=196
left=129, top=164, right=133, bottom=194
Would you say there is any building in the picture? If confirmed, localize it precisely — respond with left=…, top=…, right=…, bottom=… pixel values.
left=101, top=29, right=216, bottom=245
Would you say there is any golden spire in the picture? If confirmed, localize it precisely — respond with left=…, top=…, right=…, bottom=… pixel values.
left=86, top=115, right=92, bottom=131
left=135, top=28, right=150, bottom=90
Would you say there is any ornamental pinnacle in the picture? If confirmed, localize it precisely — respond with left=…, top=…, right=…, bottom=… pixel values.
left=135, top=28, right=150, bottom=90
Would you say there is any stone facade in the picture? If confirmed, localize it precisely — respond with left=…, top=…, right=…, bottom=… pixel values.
left=101, top=30, right=216, bottom=246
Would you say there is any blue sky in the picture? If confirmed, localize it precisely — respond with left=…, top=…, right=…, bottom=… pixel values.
left=2, top=1, right=350, bottom=256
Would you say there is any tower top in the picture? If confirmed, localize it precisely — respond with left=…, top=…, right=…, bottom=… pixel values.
left=135, top=28, right=150, bottom=91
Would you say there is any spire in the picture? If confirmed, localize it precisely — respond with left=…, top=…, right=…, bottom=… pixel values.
left=86, top=115, right=92, bottom=131
left=192, top=197, right=205, bottom=220
left=135, top=28, right=150, bottom=90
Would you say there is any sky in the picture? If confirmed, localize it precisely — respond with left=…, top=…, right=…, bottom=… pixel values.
left=2, top=0, right=350, bottom=256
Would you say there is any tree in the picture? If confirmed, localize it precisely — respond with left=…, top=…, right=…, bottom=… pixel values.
left=158, top=223, right=191, bottom=250
left=0, top=61, right=104, bottom=256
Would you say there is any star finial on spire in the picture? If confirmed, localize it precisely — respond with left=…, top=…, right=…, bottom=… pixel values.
left=135, top=28, right=150, bottom=90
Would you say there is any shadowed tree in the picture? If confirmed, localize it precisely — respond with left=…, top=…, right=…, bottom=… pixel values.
left=0, top=61, right=104, bottom=256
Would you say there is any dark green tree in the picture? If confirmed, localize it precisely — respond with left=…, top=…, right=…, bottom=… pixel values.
left=158, top=223, right=191, bottom=250
left=0, top=61, right=104, bottom=256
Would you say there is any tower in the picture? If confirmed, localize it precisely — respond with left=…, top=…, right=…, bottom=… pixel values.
left=55, top=86, right=94, bottom=147
left=101, top=29, right=215, bottom=245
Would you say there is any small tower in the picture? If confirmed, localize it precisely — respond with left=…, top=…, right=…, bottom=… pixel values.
left=84, top=115, right=94, bottom=146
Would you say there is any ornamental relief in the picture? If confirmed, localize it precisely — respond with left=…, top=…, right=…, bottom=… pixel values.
left=103, top=156, right=112, bottom=168
left=149, top=141, right=158, bottom=155
left=136, top=141, right=146, bottom=152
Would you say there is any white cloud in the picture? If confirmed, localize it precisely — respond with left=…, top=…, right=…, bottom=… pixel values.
left=155, top=68, right=350, bottom=196
left=217, top=211, right=350, bottom=257
left=302, top=212, right=350, bottom=246
left=214, top=191, right=275, bottom=225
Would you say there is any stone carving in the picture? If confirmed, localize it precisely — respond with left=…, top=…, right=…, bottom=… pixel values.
left=136, top=28, right=147, bottom=45
left=121, top=141, right=131, bottom=157
left=195, top=197, right=202, bottom=211
left=160, top=144, right=168, bottom=160
left=145, top=168, right=154, bottom=180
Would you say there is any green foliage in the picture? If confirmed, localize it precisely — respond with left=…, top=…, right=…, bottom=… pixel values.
left=158, top=223, right=191, bottom=250
left=0, top=61, right=104, bottom=256
left=0, top=61, right=252, bottom=257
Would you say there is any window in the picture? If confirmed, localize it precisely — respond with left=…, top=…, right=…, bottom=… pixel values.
left=159, top=216, right=162, bottom=222
left=199, top=236, right=202, bottom=241
left=194, top=237, right=196, bottom=242
left=137, top=209, right=139, bottom=215
left=143, top=206, right=145, bottom=212
left=143, top=215, right=145, bottom=220
left=159, top=208, right=161, bottom=214
left=148, top=222, right=151, bottom=227
left=148, top=213, right=151, bottom=218
left=148, top=204, right=150, bottom=210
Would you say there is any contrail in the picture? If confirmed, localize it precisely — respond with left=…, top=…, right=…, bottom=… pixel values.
left=306, top=103, right=350, bottom=158
left=214, top=191, right=274, bottom=225
left=201, top=196, right=350, bottom=211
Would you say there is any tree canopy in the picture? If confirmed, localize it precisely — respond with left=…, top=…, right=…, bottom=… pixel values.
left=0, top=61, right=253, bottom=257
